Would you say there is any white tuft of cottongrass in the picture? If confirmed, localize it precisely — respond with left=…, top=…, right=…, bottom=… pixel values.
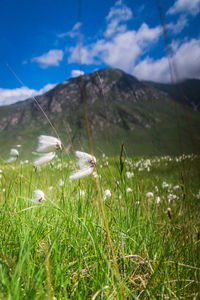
left=70, top=151, right=96, bottom=180
left=155, top=196, right=161, bottom=203
left=10, top=149, right=19, bottom=156
left=59, top=179, right=64, bottom=186
left=103, top=189, right=111, bottom=200
left=146, top=192, right=154, bottom=198
left=7, top=148, right=19, bottom=163
left=126, top=171, right=134, bottom=178
left=34, top=152, right=55, bottom=167
left=32, top=190, right=45, bottom=202
left=37, top=135, right=62, bottom=153
left=33, top=135, right=62, bottom=167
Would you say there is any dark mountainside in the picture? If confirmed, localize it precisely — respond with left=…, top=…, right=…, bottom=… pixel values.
left=144, top=79, right=200, bottom=111
left=0, top=68, right=200, bottom=158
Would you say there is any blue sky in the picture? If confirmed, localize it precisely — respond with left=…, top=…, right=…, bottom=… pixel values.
left=0, top=0, right=200, bottom=105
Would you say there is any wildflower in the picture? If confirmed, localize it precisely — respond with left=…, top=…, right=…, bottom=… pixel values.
left=34, top=152, right=55, bottom=167
left=146, top=192, right=154, bottom=198
left=173, top=185, right=180, bottom=190
left=126, top=171, right=134, bottom=178
left=167, top=207, right=172, bottom=219
left=69, top=151, right=96, bottom=180
left=155, top=196, right=160, bottom=203
left=168, top=194, right=177, bottom=202
left=59, top=179, right=64, bottom=186
left=103, top=189, right=111, bottom=200
left=79, top=190, right=85, bottom=196
left=34, top=135, right=61, bottom=167
left=10, top=149, right=19, bottom=156
left=7, top=149, right=19, bottom=163
left=127, top=187, right=132, bottom=193
left=32, top=190, right=45, bottom=202
left=162, top=182, right=169, bottom=188
left=36, top=135, right=62, bottom=153
left=196, top=190, right=200, bottom=200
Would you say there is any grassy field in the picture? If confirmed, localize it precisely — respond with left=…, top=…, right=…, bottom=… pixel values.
left=0, top=153, right=200, bottom=299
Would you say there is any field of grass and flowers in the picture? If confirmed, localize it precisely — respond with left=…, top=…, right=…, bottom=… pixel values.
left=0, top=152, right=200, bottom=299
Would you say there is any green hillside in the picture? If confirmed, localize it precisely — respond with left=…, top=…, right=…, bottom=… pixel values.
left=0, top=68, right=200, bottom=161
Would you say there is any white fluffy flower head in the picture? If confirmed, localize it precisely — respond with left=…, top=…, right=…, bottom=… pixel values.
left=34, top=152, right=55, bottom=167
left=146, top=192, right=154, bottom=198
left=32, top=190, right=45, bottom=202
left=7, top=148, right=19, bottom=163
left=37, top=135, right=62, bottom=153
left=10, top=149, right=19, bottom=157
left=103, top=189, right=111, bottom=200
left=70, top=151, right=96, bottom=180
left=34, top=135, right=61, bottom=167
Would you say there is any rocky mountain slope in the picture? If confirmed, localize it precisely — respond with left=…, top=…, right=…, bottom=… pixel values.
left=0, top=68, right=200, bottom=158
left=144, top=79, right=200, bottom=111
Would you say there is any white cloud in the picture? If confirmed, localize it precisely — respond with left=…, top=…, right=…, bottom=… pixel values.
left=71, top=70, right=84, bottom=77
left=133, top=38, right=200, bottom=82
left=133, top=57, right=170, bottom=83
left=32, top=49, right=64, bottom=68
left=57, top=22, right=81, bottom=38
left=0, top=83, right=57, bottom=106
left=68, top=1, right=161, bottom=73
left=167, top=0, right=200, bottom=16
left=105, top=0, right=132, bottom=37
left=68, top=23, right=161, bottom=72
left=167, top=15, right=188, bottom=34
left=68, top=45, right=97, bottom=65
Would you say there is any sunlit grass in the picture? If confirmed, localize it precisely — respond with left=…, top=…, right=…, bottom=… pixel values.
left=0, top=154, right=200, bottom=299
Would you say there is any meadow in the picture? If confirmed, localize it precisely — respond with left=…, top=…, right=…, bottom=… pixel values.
left=0, top=152, right=200, bottom=299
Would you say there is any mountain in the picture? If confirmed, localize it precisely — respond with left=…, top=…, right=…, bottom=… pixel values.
left=144, top=79, right=200, bottom=111
left=0, top=68, right=200, bottom=159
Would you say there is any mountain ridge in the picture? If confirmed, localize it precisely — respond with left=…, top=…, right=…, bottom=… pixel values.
left=0, top=68, right=200, bottom=158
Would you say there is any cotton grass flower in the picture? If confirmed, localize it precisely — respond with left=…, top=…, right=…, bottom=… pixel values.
left=168, top=194, right=177, bottom=202
left=32, top=190, right=45, bottom=202
left=126, top=171, right=134, bottom=178
left=69, top=151, right=96, bottom=180
left=155, top=196, right=160, bottom=203
left=103, top=189, right=111, bottom=200
left=7, top=149, right=19, bottom=163
left=34, top=135, right=61, bottom=167
left=79, top=190, right=85, bottom=196
left=34, top=152, right=56, bottom=167
left=127, top=187, right=132, bottom=193
left=59, top=179, right=64, bottom=186
left=36, top=135, right=62, bottom=153
left=173, top=185, right=180, bottom=190
left=167, top=207, right=172, bottom=219
left=146, top=192, right=154, bottom=198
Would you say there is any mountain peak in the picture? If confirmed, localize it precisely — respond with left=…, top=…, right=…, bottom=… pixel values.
left=0, top=67, right=199, bottom=157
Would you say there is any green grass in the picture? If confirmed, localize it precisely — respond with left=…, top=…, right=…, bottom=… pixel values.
left=0, top=154, right=200, bottom=299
